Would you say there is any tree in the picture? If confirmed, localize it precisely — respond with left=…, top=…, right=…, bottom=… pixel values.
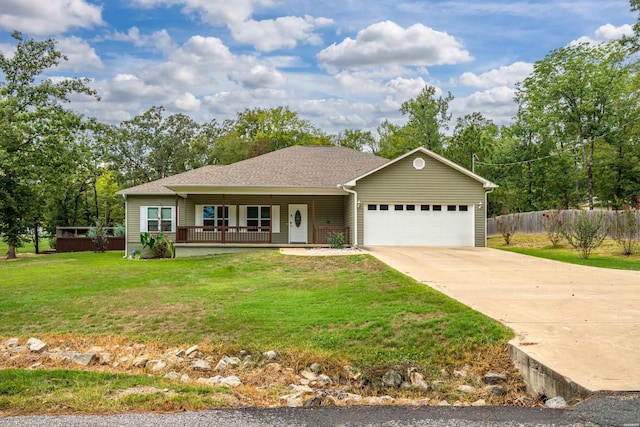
left=445, top=112, right=498, bottom=171
left=211, top=107, right=331, bottom=164
left=515, top=41, right=635, bottom=210
left=108, top=106, right=201, bottom=186
left=400, top=85, right=453, bottom=153
left=0, top=32, right=97, bottom=258
left=333, top=129, right=376, bottom=152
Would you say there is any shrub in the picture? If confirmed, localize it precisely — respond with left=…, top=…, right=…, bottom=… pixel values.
left=140, top=232, right=174, bottom=258
left=48, top=236, right=57, bottom=250
left=328, top=231, right=345, bottom=249
left=89, top=220, right=109, bottom=253
left=496, top=213, right=519, bottom=245
left=611, top=206, right=640, bottom=255
left=541, top=210, right=564, bottom=246
left=113, top=222, right=126, bottom=237
left=562, top=211, right=607, bottom=260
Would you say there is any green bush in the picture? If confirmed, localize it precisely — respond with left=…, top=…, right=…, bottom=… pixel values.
left=89, top=221, right=109, bottom=253
left=328, top=231, right=345, bottom=249
left=611, top=207, right=639, bottom=255
left=562, top=211, right=607, bottom=260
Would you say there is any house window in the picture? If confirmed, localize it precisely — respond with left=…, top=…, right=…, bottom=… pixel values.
left=433, top=205, right=442, bottom=211
left=196, top=205, right=237, bottom=230
left=141, top=206, right=174, bottom=232
left=459, top=205, right=469, bottom=212
left=203, top=206, right=229, bottom=228
left=367, top=204, right=377, bottom=210
left=406, top=204, right=416, bottom=211
left=447, top=205, right=457, bottom=211
left=394, top=205, right=404, bottom=211
left=239, top=205, right=280, bottom=233
left=247, top=206, right=271, bottom=231
left=379, top=204, right=389, bottom=211
left=421, top=205, right=430, bottom=211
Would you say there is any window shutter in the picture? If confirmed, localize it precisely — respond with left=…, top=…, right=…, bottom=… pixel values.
left=239, top=206, right=247, bottom=227
left=140, top=206, right=148, bottom=232
left=272, top=205, right=280, bottom=233
left=195, top=205, right=204, bottom=226
left=228, top=205, right=237, bottom=226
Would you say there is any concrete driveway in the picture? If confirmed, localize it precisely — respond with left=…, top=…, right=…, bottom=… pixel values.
left=365, top=246, right=640, bottom=394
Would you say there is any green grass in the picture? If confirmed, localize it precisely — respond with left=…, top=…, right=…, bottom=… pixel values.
left=0, top=238, right=51, bottom=255
left=0, top=369, right=234, bottom=414
left=0, top=250, right=512, bottom=367
left=488, top=234, right=640, bottom=271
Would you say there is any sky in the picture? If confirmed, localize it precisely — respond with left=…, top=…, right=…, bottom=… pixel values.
left=0, top=0, right=636, bottom=135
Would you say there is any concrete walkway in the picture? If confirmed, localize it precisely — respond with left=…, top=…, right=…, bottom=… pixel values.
left=365, top=246, right=640, bottom=393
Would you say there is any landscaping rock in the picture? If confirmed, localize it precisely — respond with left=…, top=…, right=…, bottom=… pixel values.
left=408, top=367, right=430, bottom=391
left=191, top=359, right=211, bottom=371
left=368, top=395, right=395, bottom=405
left=381, top=369, right=403, bottom=387
left=214, top=357, right=229, bottom=371
left=545, top=396, right=567, bottom=408
left=98, top=352, right=113, bottom=365
left=6, top=338, right=19, bottom=348
left=26, top=338, right=47, bottom=353
left=457, top=385, right=476, bottom=394
left=488, top=385, right=507, bottom=397
left=318, top=374, right=332, bottom=387
left=73, top=352, right=96, bottom=366
left=310, top=363, right=320, bottom=373
left=300, top=370, right=317, bottom=381
left=484, top=373, right=508, bottom=385
left=220, top=375, right=242, bottom=387
left=472, top=399, right=487, bottom=406
left=132, top=356, right=149, bottom=368
left=439, top=400, right=450, bottom=406
left=264, top=362, right=282, bottom=373
left=147, top=359, right=167, bottom=372
left=185, top=345, right=198, bottom=356
left=11, top=346, right=27, bottom=353
left=263, top=350, right=278, bottom=361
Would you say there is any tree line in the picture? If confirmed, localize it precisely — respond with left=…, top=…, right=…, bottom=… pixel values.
left=1, top=2, right=640, bottom=258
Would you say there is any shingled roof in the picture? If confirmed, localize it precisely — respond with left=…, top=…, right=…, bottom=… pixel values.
left=118, top=146, right=389, bottom=195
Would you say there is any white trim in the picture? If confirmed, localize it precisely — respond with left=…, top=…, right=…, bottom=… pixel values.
left=195, top=205, right=237, bottom=227
left=140, top=206, right=175, bottom=233
left=343, top=147, right=499, bottom=189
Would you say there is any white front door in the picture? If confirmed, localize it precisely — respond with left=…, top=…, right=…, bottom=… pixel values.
left=288, top=204, right=308, bottom=243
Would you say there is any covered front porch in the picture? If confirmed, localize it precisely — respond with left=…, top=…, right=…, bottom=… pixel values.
left=173, top=193, right=351, bottom=246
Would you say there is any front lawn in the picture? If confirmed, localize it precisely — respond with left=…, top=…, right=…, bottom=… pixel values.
left=488, top=234, right=640, bottom=270
left=0, top=250, right=511, bottom=367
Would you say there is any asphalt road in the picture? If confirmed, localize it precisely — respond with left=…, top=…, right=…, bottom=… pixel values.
left=0, top=393, right=637, bottom=427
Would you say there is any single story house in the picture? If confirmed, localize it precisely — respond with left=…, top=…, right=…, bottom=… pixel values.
left=117, top=145, right=498, bottom=257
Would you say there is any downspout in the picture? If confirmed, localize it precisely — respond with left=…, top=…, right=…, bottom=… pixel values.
left=338, top=184, right=358, bottom=246
left=483, top=188, right=495, bottom=246
left=122, top=194, right=128, bottom=258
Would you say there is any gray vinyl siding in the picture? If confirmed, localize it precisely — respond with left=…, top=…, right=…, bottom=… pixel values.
left=125, top=195, right=182, bottom=251
left=354, top=153, right=487, bottom=247
left=184, top=194, right=345, bottom=244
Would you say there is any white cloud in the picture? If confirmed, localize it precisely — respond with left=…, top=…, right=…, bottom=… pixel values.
left=317, top=21, right=473, bottom=71
left=451, top=86, right=517, bottom=126
left=105, top=27, right=177, bottom=53
left=0, top=0, right=103, bottom=35
left=131, top=0, right=273, bottom=26
left=572, top=23, right=635, bottom=45
left=229, top=64, right=286, bottom=88
left=56, top=37, right=104, bottom=71
left=230, top=15, right=333, bottom=52
left=173, top=35, right=235, bottom=66
left=173, top=92, right=201, bottom=111
left=459, top=62, right=533, bottom=88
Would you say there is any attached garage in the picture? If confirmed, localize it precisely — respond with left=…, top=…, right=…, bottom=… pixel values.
left=344, top=147, right=497, bottom=248
left=363, top=203, right=474, bottom=246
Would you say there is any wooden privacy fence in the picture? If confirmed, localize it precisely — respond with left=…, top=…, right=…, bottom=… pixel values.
left=488, top=209, right=633, bottom=237
left=55, top=227, right=125, bottom=253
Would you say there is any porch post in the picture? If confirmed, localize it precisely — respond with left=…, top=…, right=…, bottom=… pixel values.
left=174, top=194, right=180, bottom=242
left=222, top=194, right=226, bottom=244
left=269, top=194, right=273, bottom=244
left=312, top=196, right=316, bottom=244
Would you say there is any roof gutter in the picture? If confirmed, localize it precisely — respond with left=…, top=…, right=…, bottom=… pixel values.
left=338, top=184, right=358, bottom=246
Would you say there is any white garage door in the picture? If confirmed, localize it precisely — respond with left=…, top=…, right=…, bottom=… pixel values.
left=363, top=203, right=474, bottom=246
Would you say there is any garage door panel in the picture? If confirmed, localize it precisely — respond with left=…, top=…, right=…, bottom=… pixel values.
left=364, top=204, right=473, bottom=246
